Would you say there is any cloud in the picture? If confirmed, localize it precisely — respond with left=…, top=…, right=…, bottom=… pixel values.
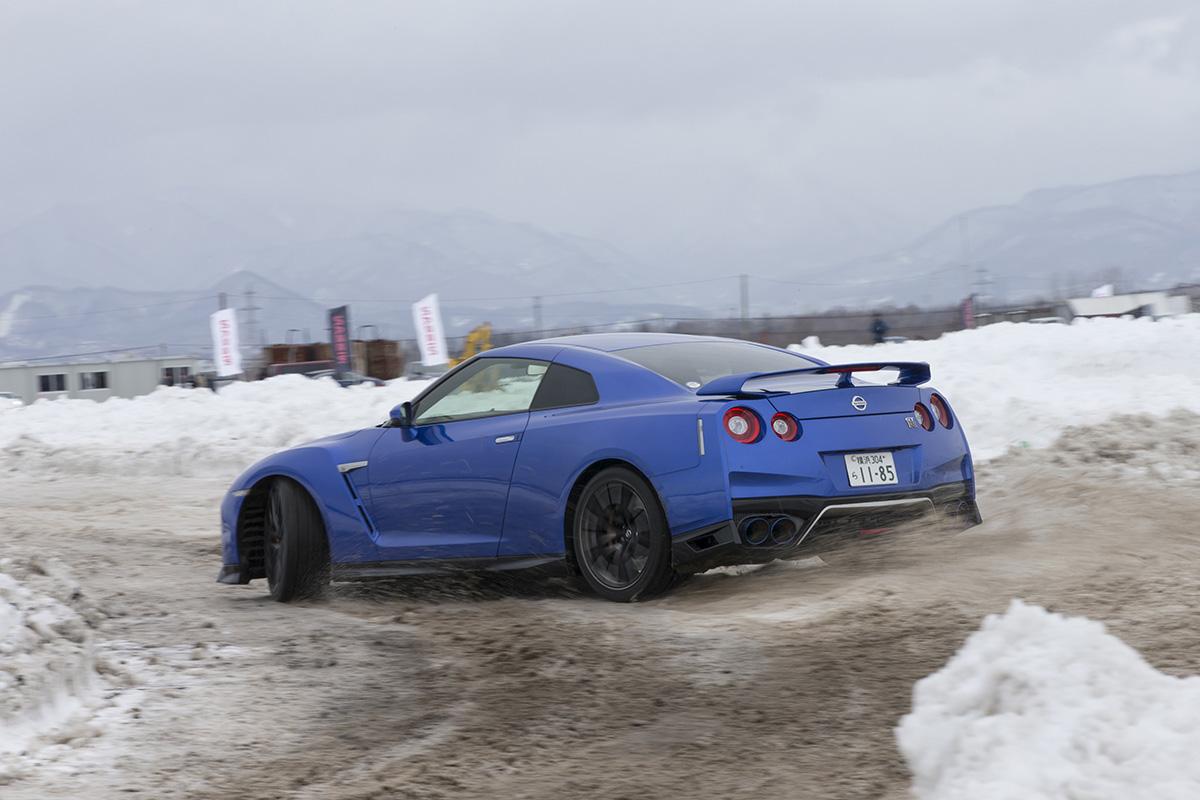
left=0, top=0, right=1197, bottom=276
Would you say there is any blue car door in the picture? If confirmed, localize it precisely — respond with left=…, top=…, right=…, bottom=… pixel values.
left=364, top=357, right=548, bottom=561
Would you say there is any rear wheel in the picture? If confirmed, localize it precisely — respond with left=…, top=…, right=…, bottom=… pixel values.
left=572, top=467, right=678, bottom=602
left=264, top=479, right=330, bottom=602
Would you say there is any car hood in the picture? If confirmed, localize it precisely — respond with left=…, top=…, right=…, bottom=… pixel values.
left=302, top=429, right=368, bottom=447
left=229, top=428, right=386, bottom=492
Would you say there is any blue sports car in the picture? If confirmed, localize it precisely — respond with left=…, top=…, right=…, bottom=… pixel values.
left=218, top=333, right=980, bottom=602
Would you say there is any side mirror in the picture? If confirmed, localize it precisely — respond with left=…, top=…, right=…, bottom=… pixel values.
left=389, top=401, right=414, bottom=427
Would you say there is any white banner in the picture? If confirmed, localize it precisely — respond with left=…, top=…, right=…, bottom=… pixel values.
left=412, top=293, right=449, bottom=366
left=210, top=308, right=243, bottom=377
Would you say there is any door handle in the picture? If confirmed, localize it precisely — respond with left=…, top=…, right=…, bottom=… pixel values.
left=494, top=435, right=517, bottom=444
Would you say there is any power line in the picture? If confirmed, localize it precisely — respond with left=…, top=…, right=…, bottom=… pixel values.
left=0, top=266, right=984, bottom=334
left=499, top=276, right=734, bottom=301
left=252, top=275, right=738, bottom=306
left=750, top=263, right=965, bottom=287
left=2, top=263, right=1057, bottom=347
left=7, top=344, right=195, bottom=363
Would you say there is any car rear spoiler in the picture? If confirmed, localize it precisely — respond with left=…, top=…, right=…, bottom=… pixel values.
left=696, top=362, right=931, bottom=396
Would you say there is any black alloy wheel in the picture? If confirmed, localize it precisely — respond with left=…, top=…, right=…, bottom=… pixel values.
left=264, top=478, right=331, bottom=602
left=573, top=467, right=678, bottom=602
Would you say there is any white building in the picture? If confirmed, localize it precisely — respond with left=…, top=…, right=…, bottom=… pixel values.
left=0, top=355, right=206, bottom=404
left=1066, top=291, right=1192, bottom=320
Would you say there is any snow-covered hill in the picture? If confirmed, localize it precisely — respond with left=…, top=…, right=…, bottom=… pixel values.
left=0, top=198, right=646, bottom=301
left=3, top=170, right=1199, bottom=344
left=0, top=271, right=326, bottom=361
left=799, top=170, right=1200, bottom=308
left=0, top=197, right=692, bottom=358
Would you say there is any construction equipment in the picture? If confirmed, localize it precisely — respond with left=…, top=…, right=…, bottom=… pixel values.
left=450, top=322, right=493, bottom=366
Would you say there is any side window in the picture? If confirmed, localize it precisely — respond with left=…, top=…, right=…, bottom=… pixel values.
left=414, top=358, right=548, bottom=424
left=79, top=371, right=109, bottom=390
left=161, top=366, right=191, bottom=386
left=37, top=374, right=67, bottom=393
left=530, top=364, right=599, bottom=411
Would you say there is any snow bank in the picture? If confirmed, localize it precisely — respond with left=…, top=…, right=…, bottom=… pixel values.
left=0, top=559, right=108, bottom=782
left=1020, top=408, right=1200, bottom=484
left=0, top=315, right=1197, bottom=478
left=898, top=600, right=1200, bottom=800
left=0, top=375, right=428, bottom=478
left=793, top=314, right=1200, bottom=460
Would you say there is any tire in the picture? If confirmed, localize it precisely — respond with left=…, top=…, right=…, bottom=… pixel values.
left=264, top=478, right=330, bottom=602
left=571, top=467, right=678, bottom=602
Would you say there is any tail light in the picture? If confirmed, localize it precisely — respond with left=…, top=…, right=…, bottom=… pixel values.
left=770, top=412, right=800, bottom=441
left=929, top=394, right=952, bottom=428
left=913, top=402, right=934, bottom=432
left=723, top=407, right=761, bottom=443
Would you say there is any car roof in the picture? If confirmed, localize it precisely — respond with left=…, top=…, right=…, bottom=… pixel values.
left=530, top=332, right=733, bottom=353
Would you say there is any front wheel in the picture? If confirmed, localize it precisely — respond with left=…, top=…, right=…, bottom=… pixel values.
left=264, top=478, right=330, bottom=602
left=572, top=467, right=678, bottom=602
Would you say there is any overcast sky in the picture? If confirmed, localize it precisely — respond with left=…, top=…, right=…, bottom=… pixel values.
left=2, top=0, right=1198, bottom=271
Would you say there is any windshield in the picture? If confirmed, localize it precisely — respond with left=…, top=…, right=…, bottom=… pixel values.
left=618, top=341, right=820, bottom=390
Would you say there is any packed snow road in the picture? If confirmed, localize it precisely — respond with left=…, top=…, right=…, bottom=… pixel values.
left=3, top=411, right=1200, bottom=799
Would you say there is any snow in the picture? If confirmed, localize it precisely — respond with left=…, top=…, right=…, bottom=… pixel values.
left=0, top=375, right=429, bottom=478
left=0, top=559, right=109, bottom=782
left=0, top=315, right=1198, bottom=478
left=898, top=600, right=1200, bottom=800
left=792, top=314, right=1200, bottom=460
left=0, top=291, right=30, bottom=338
left=0, top=316, right=1198, bottom=789
left=1032, top=408, right=1200, bottom=485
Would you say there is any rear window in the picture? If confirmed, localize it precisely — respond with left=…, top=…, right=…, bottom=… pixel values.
left=619, top=342, right=819, bottom=390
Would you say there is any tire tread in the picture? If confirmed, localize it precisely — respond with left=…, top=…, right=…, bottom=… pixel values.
left=268, top=479, right=330, bottom=602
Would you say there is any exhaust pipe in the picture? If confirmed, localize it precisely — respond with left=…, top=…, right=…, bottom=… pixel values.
left=740, top=516, right=771, bottom=546
left=770, top=516, right=799, bottom=545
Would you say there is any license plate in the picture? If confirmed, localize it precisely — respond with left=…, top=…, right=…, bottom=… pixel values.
left=844, top=452, right=898, bottom=487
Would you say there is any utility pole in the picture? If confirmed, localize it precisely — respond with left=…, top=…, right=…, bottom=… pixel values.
left=738, top=274, right=749, bottom=338
left=242, top=287, right=260, bottom=344
left=533, top=295, right=543, bottom=335
left=958, top=215, right=972, bottom=299
left=242, top=286, right=261, bottom=377
left=972, top=266, right=993, bottom=312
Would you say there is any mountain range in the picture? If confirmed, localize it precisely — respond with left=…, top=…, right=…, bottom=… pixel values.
left=0, top=267, right=706, bottom=362
left=796, top=170, right=1200, bottom=309
left=1, top=170, right=1198, bottom=360
left=0, top=197, right=655, bottom=301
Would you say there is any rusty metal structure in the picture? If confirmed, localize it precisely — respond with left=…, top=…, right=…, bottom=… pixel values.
left=262, top=339, right=403, bottom=380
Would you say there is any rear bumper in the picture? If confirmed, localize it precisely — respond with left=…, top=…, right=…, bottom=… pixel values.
left=671, top=481, right=979, bottom=574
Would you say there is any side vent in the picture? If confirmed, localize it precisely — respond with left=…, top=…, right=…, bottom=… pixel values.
left=340, top=472, right=377, bottom=534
